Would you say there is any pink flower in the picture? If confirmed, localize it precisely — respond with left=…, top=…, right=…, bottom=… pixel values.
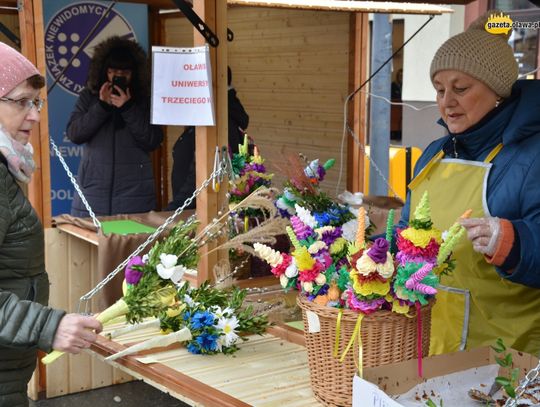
left=271, top=254, right=292, bottom=277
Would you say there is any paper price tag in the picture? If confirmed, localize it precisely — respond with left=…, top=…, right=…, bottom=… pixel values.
left=353, top=375, right=404, bottom=407
left=306, top=310, right=321, bottom=333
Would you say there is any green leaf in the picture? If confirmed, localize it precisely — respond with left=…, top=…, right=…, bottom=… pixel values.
left=504, top=385, right=516, bottom=398
left=490, top=337, right=507, bottom=353
left=495, top=376, right=511, bottom=386
left=510, top=368, right=520, bottom=384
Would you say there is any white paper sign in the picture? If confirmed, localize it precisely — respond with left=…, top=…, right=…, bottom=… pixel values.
left=151, top=45, right=214, bottom=126
left=353, top=375, right=404, bottom=407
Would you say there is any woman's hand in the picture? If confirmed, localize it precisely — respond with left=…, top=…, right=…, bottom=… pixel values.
left=110, top=86, right=131, bottom=108
left=459, top=217, right=502, bottom=256
left=51, top=313, right=103, bottom=354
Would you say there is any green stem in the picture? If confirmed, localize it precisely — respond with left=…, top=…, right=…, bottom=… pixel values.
left=41, top=299, right=129, bottom=365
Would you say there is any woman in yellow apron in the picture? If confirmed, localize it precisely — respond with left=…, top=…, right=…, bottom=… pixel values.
left=400, top=12, right=540, bottom=355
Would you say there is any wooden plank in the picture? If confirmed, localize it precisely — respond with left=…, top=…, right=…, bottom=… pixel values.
left=91, top=322, right=322, bottom=406
left=91, top=336, right=253, bottom=407
left=67, top=237, right=93, bottom=393
left=228, top=7, right=350, bottom=198
left=44, top=229, right=70, bottom=398
left=56, top=224, right=99, bottom=246
left=90, top=242, right=115, bottom=390
left=18, top=0, right=52, bottom=227
left=27, top=369, right=39, bottom=401
left=228, top=0, right=454, bottom=14
left=194, top=0, right=228, bottom=285
left=347, top=13, right=368, bottom=193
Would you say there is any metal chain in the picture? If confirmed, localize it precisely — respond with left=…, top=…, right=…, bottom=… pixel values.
left=78, top=157, right=228, bottom=313
left=346, top=123, right=401, bottom=199
left=49, top=137, right=102, bottom=229
left=504, top=359, right=540, bottom=406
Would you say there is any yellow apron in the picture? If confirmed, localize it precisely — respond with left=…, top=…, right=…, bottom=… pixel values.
left=408, top=145, right=540, bottom=355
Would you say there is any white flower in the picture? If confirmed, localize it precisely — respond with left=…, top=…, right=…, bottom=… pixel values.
left=155, top=253, right=189, bottom=283
left=159, top=253, right=178, bottom=268
left=142, top=254, right=149, bottom=263
left=315, top=273, right=326, bottom=285
left=280, top=274, right=289, bottom=288
left=211, top=306, right=234, bottom=319
left=295, top=204, right=317, bottom=229
left=183, top=294, right=198, bottom=307
left=285, top=263, right=298, bottom=278
left=216, top=316, right=240, bottom=347
left=156, top=263, right=187, bottom=283
left=315, top=226, right=335, bottom=237
left=276, top=198, right=295, bottom=215
left=254, top=243, right=283, bottom=267
left=341, top=219, right=358, bottom=242
left=303, top=281, right=314, bottom=293
left=308, top=241, right=327, bottom=254
left=304, top=159, right=319, bottom=179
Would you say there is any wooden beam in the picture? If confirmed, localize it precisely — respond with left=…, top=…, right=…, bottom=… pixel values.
left=227, top=0, right=454, bottom=14
left=194, top=0, right=228, bottom=285
left=347, top=13, right=368, bottom=194
left=19, top=0, right=52, bottom=227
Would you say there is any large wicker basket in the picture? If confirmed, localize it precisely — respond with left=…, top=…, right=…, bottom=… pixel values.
left=297, top=296, right=433, bottom=407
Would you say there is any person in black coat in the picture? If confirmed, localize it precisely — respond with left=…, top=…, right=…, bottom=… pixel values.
left=67, top=36, right=163, bottom=217
left=166, top=66, right=249, bottom=210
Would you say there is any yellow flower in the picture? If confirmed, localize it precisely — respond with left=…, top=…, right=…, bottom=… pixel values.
left=329, top=237, right=347, bottom=255
left=353, top=278, right=389, bottom=296
left=251, top=155, right=264, bottom=164
left=293, top=246, right=315, bottom=271
left=401, top=227, right=442, bottom=248
left=391, top=300, right=410, bottom=314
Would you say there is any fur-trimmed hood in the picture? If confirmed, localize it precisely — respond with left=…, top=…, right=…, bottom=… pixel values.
left=86, top=36, right=150, bottom=100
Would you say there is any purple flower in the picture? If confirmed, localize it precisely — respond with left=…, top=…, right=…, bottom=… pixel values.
left=125, top=256, right=144, bottom=285
left=317, top=165, right=326, bottom=181
left=291, top=216, right=314, bottom=240
left=321, top=227, right=342, bottom=245
left=367, top=238, right=389, bottom=264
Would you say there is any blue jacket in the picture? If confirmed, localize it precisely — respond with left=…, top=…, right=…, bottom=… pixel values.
left=399, top=80, right=540, bottom=288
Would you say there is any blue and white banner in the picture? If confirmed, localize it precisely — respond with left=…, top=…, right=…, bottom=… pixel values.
left=44, top=0, right=149, bottom=216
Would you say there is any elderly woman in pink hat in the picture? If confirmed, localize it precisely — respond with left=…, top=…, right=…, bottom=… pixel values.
left=0, top=42, right=102, bottom=406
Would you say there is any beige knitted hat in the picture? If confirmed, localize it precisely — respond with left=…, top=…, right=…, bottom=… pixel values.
left=430, top=11, right=518, bottom=97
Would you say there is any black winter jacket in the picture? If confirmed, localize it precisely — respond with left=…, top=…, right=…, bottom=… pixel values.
left=0, top=156, right=65, bottom=406
left=67, top=89, right=163, bottom=217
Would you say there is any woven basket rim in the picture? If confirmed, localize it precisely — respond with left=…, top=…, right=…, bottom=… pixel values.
left=297, top=293, right=434, bottom=322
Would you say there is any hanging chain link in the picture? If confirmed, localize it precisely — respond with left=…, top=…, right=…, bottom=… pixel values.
left=346, top=123, right=401, bottom=199
left=77, top=156, right=229, bottom=314
left=49, top=137, right=102, bottom=229
left=504, top=359, right=540, bottom=406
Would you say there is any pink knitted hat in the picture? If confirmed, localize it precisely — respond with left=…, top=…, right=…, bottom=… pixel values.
left=0, top=42, right=40, bottom=97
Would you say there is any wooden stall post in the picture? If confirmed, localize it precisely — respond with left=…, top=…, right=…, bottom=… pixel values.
left=18, top=0, right=51, bottom=227
left=347, top=12, right=369, bottom=194
left=194, top=0, right=228, bottom=285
